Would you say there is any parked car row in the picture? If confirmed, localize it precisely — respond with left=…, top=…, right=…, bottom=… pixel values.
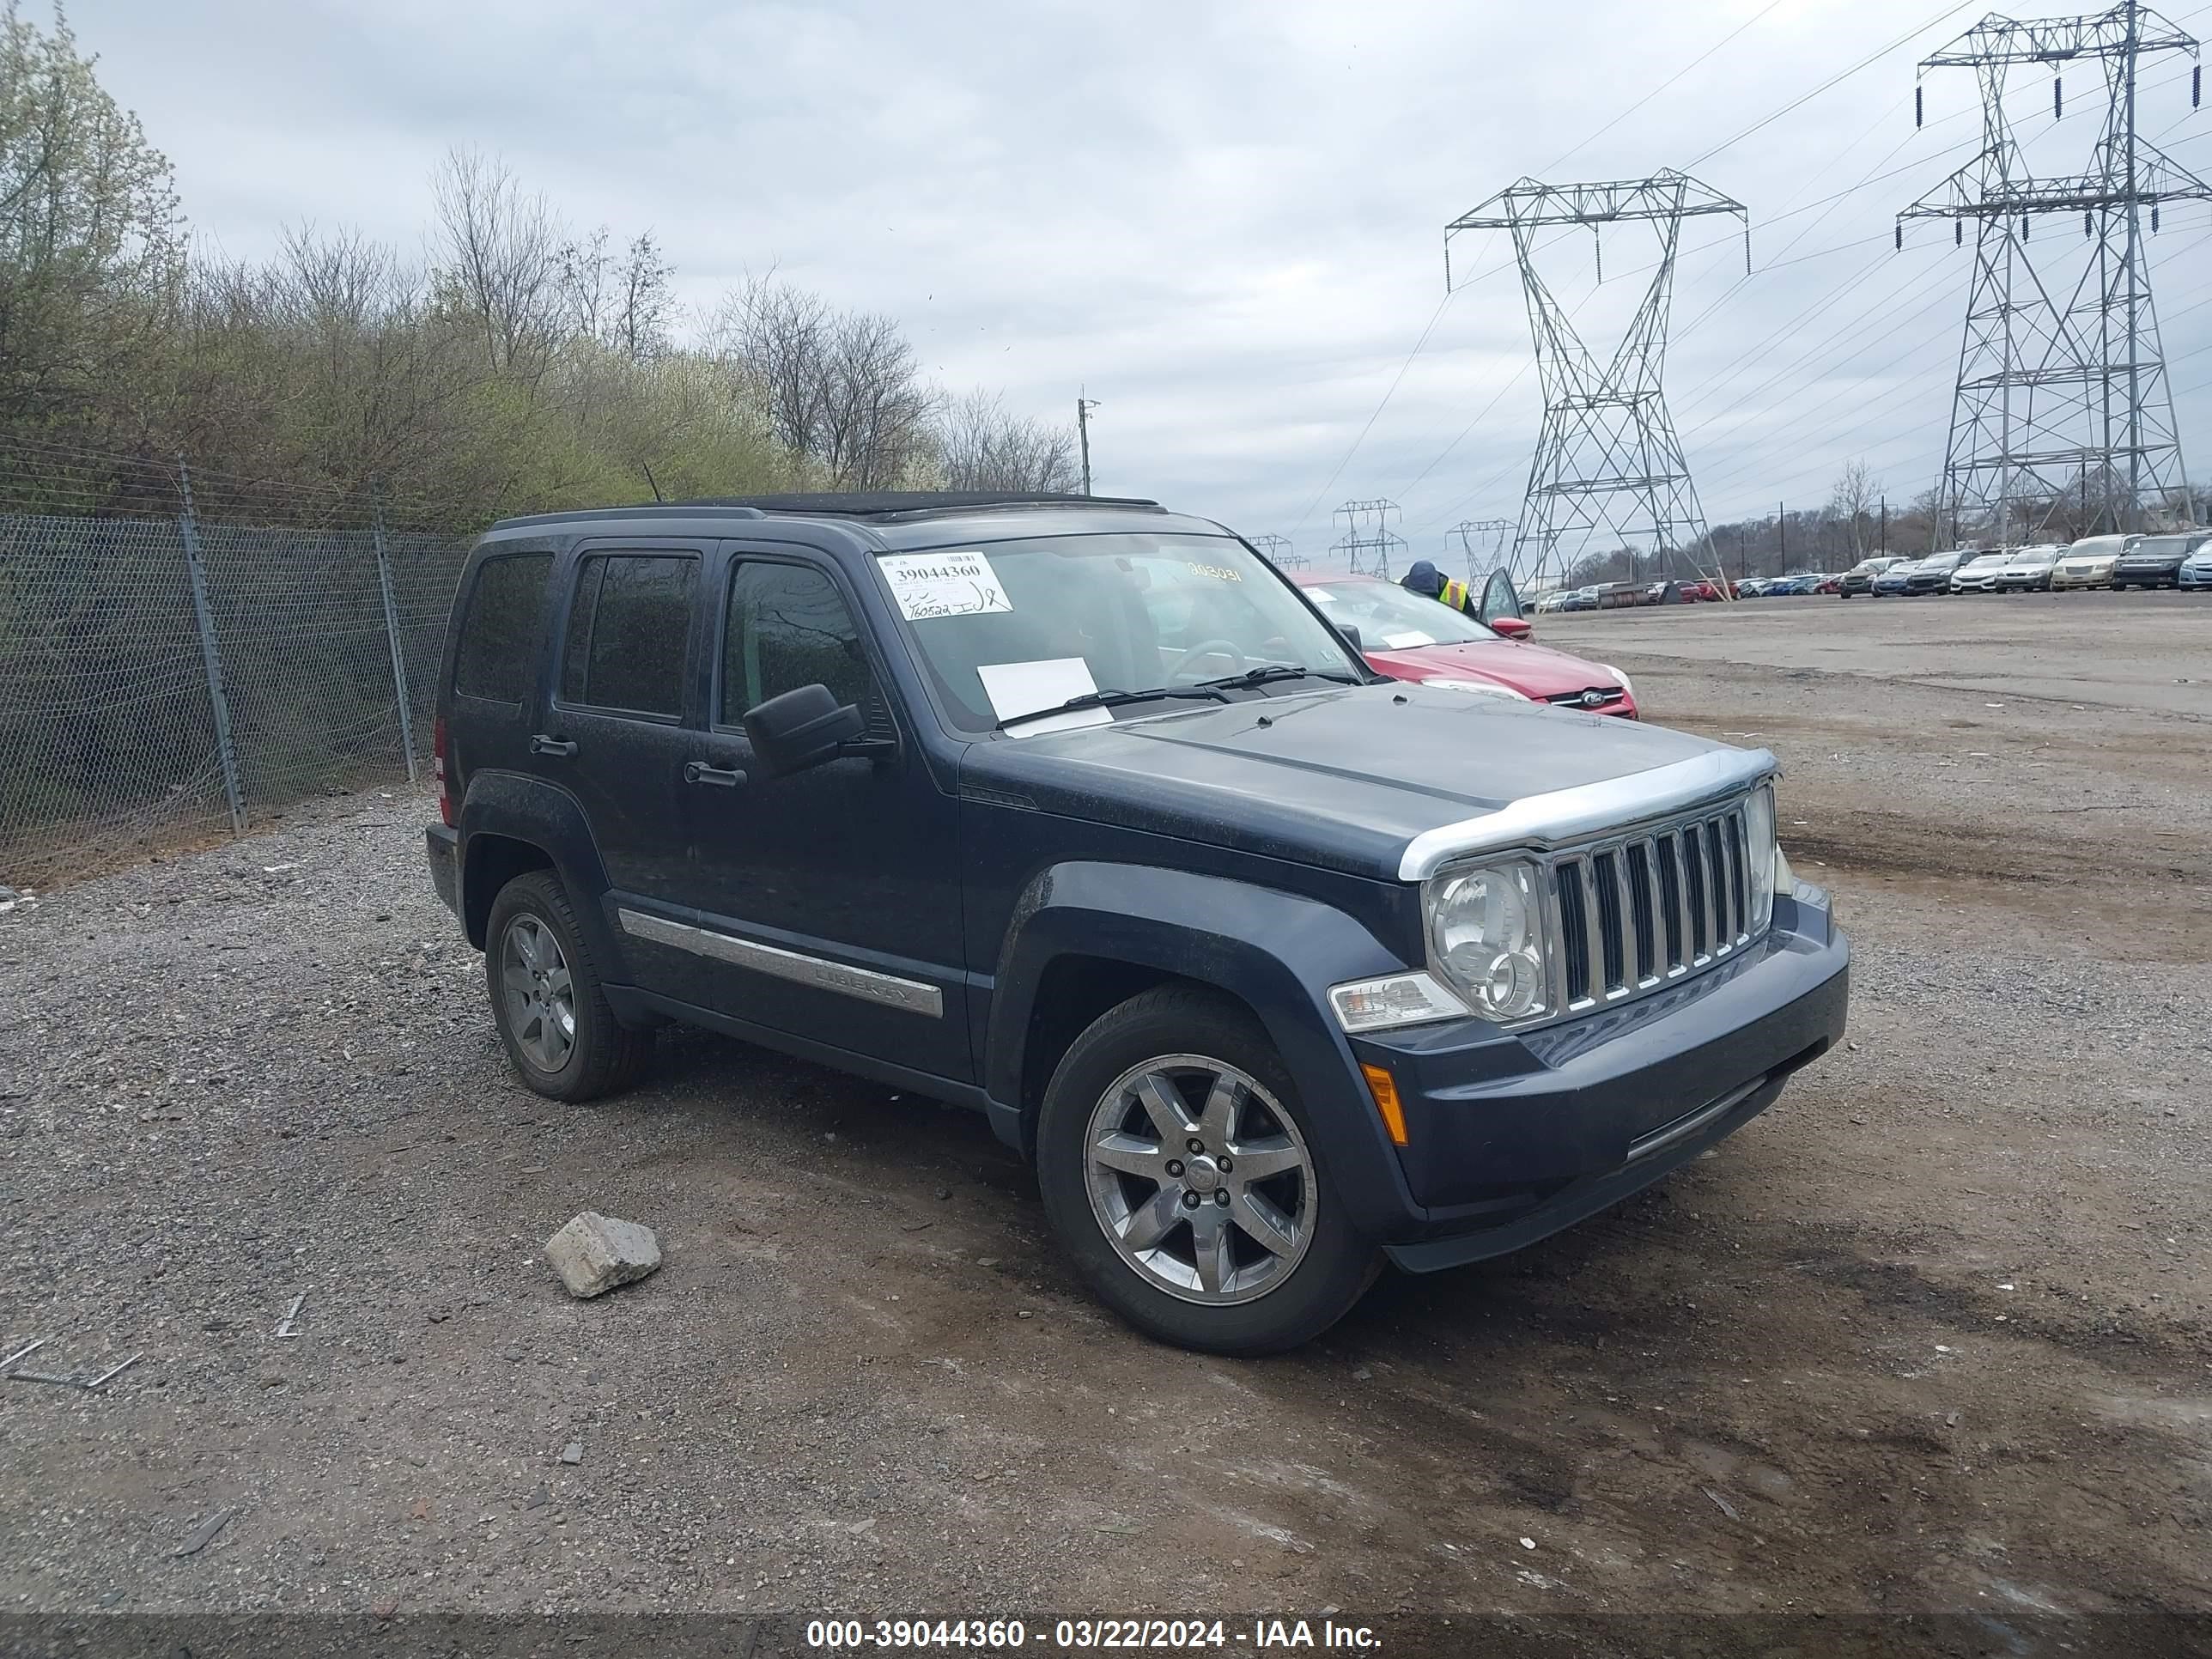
left=1832, top=532, right=2211, bottom=595
left=1535, top=577, right=1724, bottom=612
left=1525, top=527, right=2209, bottom=612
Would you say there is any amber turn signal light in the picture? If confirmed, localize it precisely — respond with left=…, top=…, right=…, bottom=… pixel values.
left=1360, top=1062, right=1407, bottom=1146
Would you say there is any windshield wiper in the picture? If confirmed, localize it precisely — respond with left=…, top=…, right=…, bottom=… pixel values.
left=1192, top=664, right=1364, bottom=692
left=996, top=685, right=1231, bottom=731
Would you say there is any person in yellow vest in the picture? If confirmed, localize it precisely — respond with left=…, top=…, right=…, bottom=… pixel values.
left=1401, top=560, right=1480, bottom=617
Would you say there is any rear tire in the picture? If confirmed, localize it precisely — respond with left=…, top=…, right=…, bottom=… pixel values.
left=1035, top=988, right=1379, bottom=1355
left=485, top=870, right=653, bottom=1102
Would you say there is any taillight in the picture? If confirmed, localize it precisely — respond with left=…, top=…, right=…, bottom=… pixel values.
left=433, top=715, right=453, bottom=827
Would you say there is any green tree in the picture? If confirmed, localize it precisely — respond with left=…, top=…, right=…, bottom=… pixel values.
left=0, top=3, right=183, bottom=423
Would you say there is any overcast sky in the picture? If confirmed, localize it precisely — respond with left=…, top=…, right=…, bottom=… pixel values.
left=76, top=0, right=2212, bottom=565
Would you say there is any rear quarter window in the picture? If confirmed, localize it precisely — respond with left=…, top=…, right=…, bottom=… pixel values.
left=453, top=553, right=552, bottom=704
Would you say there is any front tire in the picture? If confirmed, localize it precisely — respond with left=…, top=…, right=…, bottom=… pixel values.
left=484, top=870, right=653, bottom=1102
left=1036, top=988, right=1379, bottom=1355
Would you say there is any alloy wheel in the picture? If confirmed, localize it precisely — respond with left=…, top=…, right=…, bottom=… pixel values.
left=1084, top=1054, right=1316, bottom=1305
left=500, top=915, right=575, bottom=1072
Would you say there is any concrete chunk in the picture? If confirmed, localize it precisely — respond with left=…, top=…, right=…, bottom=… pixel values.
left=544, top=1212, right=661, bottom=1299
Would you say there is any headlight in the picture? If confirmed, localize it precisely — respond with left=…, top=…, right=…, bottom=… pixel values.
left=1425, top=860, right=1550, bottom=1024
left=1600, top=663, right=1634, bottom=698
left=1745, top=783, right=1778, bottom=934
left=1421, top=677, right=1531, bottom=700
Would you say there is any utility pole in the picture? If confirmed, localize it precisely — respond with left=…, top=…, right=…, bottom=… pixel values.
left=1448, top=169, right=1748, bottom=599
left=1076, top=389, right=1100, bottom=497
left=1880, top=495, right=1888, bottom=553
left=1899, top=3, right=2205, bottom=544
left=1778, top=501, right=1786, bottom=571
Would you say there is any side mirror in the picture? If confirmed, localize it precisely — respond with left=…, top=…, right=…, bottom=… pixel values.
left=742, top=684, right=865, bottom=777
left=1489, top=616, right=1533, bottom=641
left=1337, top=622, right=1364, bottom=651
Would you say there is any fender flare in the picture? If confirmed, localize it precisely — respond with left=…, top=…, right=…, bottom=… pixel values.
left=457, top=770, right=629, bottom=983
left=988, top=861, right=1424, bottom=1236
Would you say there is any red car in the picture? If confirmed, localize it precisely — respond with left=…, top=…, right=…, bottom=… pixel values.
left=1292, top=573, right=1639, bottom=718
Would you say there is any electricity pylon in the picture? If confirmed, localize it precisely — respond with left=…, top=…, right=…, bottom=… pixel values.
left=1448, top=170, right=1746, bottom=594
left=1900, top=1, right=2206, bottom=544
left=1329, top=500, right=1406, bottom=578
left=1449, top=519, right=1514, bottom=585
left=1251, top=533, right=1305, bottom=568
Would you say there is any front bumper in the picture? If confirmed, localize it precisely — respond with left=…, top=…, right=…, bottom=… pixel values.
left=1351, top=888, right=1848, bottom=1272
left=2051, top=567, right=2112, bottom=588
left=2112, top=564, right=2184, bottom=585
left=2179, top=566, right=2212, bottom=588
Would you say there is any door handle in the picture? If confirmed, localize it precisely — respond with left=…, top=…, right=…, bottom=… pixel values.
left=684, top=761, right=746, bottom=788
left=529, top=734, right=578, bottom=757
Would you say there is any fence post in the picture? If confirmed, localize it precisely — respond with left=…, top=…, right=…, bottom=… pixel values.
left=369, top=485, right=418, bottom=782
left=177, top=457, right=246, bottom=835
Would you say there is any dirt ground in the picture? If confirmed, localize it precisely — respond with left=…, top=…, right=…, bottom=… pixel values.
left=0, top=589, right=2206, bottom=1652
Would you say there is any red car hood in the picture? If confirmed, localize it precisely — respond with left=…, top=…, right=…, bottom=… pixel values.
left=1360, top=635, right=1622, bottom=699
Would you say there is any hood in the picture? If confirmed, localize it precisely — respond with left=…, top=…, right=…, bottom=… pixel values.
left=1359, top=635, right=1625, bottom=699
left=957, top=681, right=1729, bottom=882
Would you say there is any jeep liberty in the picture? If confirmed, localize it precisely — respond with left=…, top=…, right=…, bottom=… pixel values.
left=427, top=492, right=1849, bottom=1353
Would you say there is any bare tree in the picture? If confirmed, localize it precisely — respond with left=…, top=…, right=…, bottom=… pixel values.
left=935, top=388, right=1079, bottom=491
left=558, top=228, right=672, bottom=362
left=431, top=147, right=565, bottom=380
left=1827, top=459, right=1881, bottom=559
left=712, top=275, right=830, bottom=460
left=817, top=310, right=933, bottom=488
left=557, top=225, right=611, bottom=343
left=714, top=275, right=934, bottom=488
left=610, top=233, right=674, bottom=362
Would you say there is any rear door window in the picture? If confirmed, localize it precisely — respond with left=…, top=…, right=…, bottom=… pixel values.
left=559, top=553, right=697, bottom=719
left=453, top=552, right=551, bottom=703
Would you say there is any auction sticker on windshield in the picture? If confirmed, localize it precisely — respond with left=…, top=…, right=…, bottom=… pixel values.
left=880, top=550, right=1012, bottom=621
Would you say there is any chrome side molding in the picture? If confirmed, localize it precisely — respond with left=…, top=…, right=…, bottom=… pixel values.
left=617, top=909, right=945, bottom=1018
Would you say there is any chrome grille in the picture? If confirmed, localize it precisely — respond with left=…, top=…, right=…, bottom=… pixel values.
left=1552, top=798, right=1759, bottom=1012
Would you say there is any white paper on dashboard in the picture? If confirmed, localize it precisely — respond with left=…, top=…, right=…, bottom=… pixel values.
left=1382, top=630, right=1437, bottom=648
left=976, top=658, right=1112, bottom=738
left=879, top=550, right=1012, bottom=621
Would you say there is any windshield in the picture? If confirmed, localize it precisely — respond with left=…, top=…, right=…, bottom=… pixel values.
left=1299, top=579, right=1494, bottom=647
left=872, top=532, right=1362, bottom=732
left=2129, top=535, right=2192, bottom=556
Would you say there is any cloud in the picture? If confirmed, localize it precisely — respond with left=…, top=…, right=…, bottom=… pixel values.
left=77, top=0, right=2212, bottom=559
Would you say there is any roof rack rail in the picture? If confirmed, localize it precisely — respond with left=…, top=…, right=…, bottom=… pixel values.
left=485, top=491, right=1164, bottom=534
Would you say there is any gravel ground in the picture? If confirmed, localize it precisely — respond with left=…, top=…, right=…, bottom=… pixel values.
left=1, top=593, right=2207, bottom=1649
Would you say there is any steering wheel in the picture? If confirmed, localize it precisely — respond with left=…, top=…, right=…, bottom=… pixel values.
left=1170, top=637, right=1247, bottom=680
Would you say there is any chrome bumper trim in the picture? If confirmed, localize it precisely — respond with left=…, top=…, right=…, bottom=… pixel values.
left=1396, top=747, right=1779, bottom=881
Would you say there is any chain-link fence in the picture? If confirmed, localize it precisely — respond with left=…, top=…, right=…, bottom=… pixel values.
left=0, top=442, right=470, bottom=893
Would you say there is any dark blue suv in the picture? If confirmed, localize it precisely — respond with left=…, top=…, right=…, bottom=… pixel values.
left=427, top=493, right=1848, bottom=1353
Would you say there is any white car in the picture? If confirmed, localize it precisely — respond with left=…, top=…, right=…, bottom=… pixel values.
left=2181, top=544, right=2212, bottom=591
left=2050, top=533, right=2135, bottom=590
left=1996, top=544, right=2065, bottom=592
left=1949, top=550, right=2014, bottom=593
